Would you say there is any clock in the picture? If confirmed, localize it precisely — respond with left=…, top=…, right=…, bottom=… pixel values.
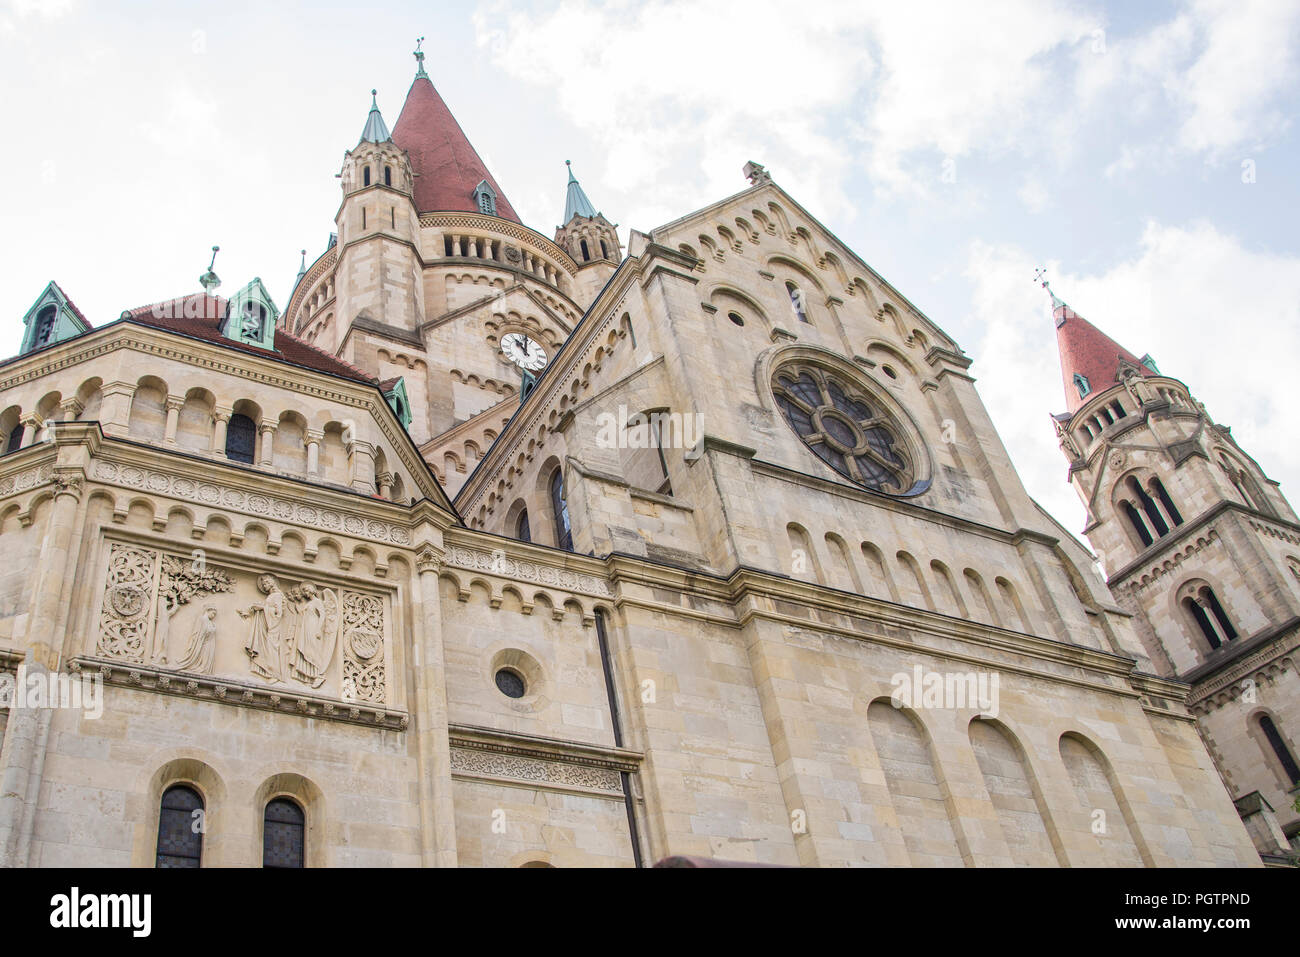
left=502, top=332, right=547, bottom=372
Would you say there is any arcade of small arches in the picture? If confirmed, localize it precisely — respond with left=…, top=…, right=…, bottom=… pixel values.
left=0, top=376, right=412, bottom=503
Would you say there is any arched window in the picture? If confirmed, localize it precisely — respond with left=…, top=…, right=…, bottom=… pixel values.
left=1150, top=477, right=1183, bottom=526
left=3, top=425, right=24, bottom=455
left=225, top=413, right=257, bottom=464
left=1128, top=476, right=1168, bottom=537
left=383, top=166, right=392, bottom=187
left=1182, top=584, right=1237, bottom=650
left=156, top=785, right=203, bottom=868
left=786, top=282, right=809, bottom=323
left=600, top=240, right=609, bottom=258
left=580, top=239, right=591, bottom=262
left=1122, top=501, right=1153, bottom=548
left=1074, top=373, right=1091, bottom=398
left=550, top=469, right=572, bottom=552
left=1184, top=596, right=1221, bottom=650
left=263, top=798, right=305, bottom=868
left=1258, top=715, right=1300, bottom=785
left=517, top=508, right=531, bottom=543
left=363, top=166, right=371, bottom=187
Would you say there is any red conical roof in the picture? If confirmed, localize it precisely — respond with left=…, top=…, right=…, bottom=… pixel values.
left=391, top=76, right=522, bottom=224
left=1052, top=290, right=1150, bottom=413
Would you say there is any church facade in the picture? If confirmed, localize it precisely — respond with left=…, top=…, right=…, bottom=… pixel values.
left=0, top=53, right=1265, bottom=867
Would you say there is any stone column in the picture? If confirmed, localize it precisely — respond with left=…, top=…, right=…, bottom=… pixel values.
left=347, top=439, right=375, bottom=494
left=58, top=398, right=84, bottom=423
left=212, top=408, right=232, bottom=456
left=0, top=469, right=84, bottom=866
left=258, top=420, right=276, bottom=467
left=376, top=471, right=394, bottom=499
left=413, top=545, right=458, bottom=866
left=305, top=429, right=324, bottom=475
left=163, top=396, right=185, bottom=445
left=18, top=413, right=44, bottom=448
left=98, top=381, right=136, bottom=437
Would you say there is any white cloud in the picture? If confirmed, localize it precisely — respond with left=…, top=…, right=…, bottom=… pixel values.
left=967, top=222, right=1300, bottom=539
left=9, top=0, right=73, bottom=17
left=1018, top=177, right=1049, bottom=213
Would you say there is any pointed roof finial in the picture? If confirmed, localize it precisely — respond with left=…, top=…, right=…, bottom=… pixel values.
left=199, top=245, right=221, bottom=294
left=293, top=249, right=308, bottom=290
left=1034, top=267, right=1067, bottom=312
left=360, top=89, right=391, bottom=144
left=563, top=160, right=598, bottom=222
left=413, top=36, right=428, bottom=79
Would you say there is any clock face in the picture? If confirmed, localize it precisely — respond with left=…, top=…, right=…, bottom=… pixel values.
left=501, top=332, right=547, bottom=371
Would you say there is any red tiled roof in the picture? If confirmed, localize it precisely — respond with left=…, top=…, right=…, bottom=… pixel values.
left=391, top=76, right=522, bottom=223
left=123, top=293, right=376, bottom=384
left=1054, top=298, right=1149, bottom=413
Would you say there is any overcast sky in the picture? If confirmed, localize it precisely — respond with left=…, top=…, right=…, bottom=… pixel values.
left=3, top=0, right=1298, bottom=542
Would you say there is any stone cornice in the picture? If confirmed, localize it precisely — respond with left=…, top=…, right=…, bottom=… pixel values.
left=69, top=655, right=409, bottom=730
left=1183, top=618, right=1300, bottom=709
left=448, top=724, right=639, bottom=797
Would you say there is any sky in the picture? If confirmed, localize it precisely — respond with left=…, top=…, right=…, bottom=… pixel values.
left=2, top=0, right=1298, bottom=543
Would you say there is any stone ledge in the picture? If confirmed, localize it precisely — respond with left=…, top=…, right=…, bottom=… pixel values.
left=68, top=655, right=409, bottom=731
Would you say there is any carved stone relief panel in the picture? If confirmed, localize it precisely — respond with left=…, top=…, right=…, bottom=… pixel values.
left=93, top=540, right=391, bottom=706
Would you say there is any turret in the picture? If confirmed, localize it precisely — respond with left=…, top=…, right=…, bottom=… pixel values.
left=554, top=161, right=621, bottom=303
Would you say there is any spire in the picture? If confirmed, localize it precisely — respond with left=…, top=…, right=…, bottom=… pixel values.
left=563, top=160, right=598, bottom=222
left=1042, top=276, right=1150, bottom=414
left=360, top=89, right=391, bottom=144
left=292, top=249, right=307, bottom=290
left=390, top=72, right=522, bottom=223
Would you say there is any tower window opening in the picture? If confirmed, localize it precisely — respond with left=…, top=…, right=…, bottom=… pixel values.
left=1185, top=596, right=1221, bottom=650
left=1100, top=407, right=1114, bottom=426
left=1122, top=500, right=1153, bottom=548
left=4, top=425, right=25, bottom=455
left=600, top=240, right=609, bottom=259
left=225, top=413, right=257, bottom=464
left=1074, top=373, right=1091, bottom=398
left=34, top=305, right=57, bottom=346
left=391, top=207, right=395, bottom=228
left=1258, top=715, right=1300, bottom=786
left=580, top=239, right=591, bottom=262
left=786, top=282, right=809, bottom=323
left=1204, top=589, right=1237, bottom=641
left=1151, top=477, right=1183, bottom=526
left=361, top=207, right=366, bottom=229
left=384, top=166, right=392, bottom=187
left=1111, top=399, right=1125, bottom=419
left=517, top=508, right=531, bottom=543
left=443, top=235, right=453, bottom=256
left=363, top=166, right=371, bottom=187
left=1129, top=476, right=1169, bottom=537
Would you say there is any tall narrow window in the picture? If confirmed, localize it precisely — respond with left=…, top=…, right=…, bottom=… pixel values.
left=156, top=785, right=203, bottom=868
left=580, top=239, right=591, bottom=261
left=363, top=166, right=371, bottom=187
left=1130, top=476, right=1169, bottom=536
left=384, top=166, right=391, bottom=187
left=3, top=425, right=24, bottom=456
left=225, top=413, right=257, bottom=464
left=1122, top=501, right=1153, bottom=548
left=786, top=282, right=809, bottom=323
left=1074, top=373, right=1091, bottom=398
left=1151, top=477, right=1183, bottom=526
left=600, top=240, right=609, bottom=258
left=550, top=469, right=572, bottom=552
left=517, top=508, right=531, bottom=543
left=263, top=798, right=305, bottom=868
left=1184, top=597, right=1221, bottom=650
left=1204, top=589, right=1237, bottom=641
left=1259, top=715, right=1300, bottom=785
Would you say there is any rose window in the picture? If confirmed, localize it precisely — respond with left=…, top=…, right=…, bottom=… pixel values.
left=773, top=365, right=916, bottom=493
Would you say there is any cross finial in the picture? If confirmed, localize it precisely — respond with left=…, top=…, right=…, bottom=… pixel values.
left=413, top=36, right=428, bottom=78
left=1033, top=266, right=1048, bottom=288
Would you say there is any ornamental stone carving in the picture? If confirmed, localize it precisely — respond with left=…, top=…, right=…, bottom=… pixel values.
left=449, top=747, right=623, bottom=795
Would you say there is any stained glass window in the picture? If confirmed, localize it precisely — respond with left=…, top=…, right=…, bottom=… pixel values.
left=772, top=365, right=914, bottom=494
left=263, top=798, right=305, bottom=868
left=156, top=785, right=203, bottom=868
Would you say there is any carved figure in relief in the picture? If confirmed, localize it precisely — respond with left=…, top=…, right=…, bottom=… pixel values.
left=287, top=583, right=339, bottom=688
left=240, top=575, right=286, bottom=682
left=176, top=606, right=218, bottom=675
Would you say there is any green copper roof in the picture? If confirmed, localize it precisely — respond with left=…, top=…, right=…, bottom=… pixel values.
left=361, top=90, right=392, bottom=144
left=563, top=160, right=598, bottom=222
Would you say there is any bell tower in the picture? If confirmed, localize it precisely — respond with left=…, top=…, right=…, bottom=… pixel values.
left=554, top=161, right=621, bottom=304
left=1048, top=281, right=1300, bottom=861
left=329, top=89, right=422, bottom=355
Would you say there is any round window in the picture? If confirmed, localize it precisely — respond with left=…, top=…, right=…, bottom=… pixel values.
left=495, top=668, right=526, bottom=699
left=772, top=364, right=917, bottom=494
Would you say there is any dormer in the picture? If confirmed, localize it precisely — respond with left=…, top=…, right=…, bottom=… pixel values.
left=472, top=180, right=498, bottom=217
left=20, top=281, right=91, bottom=355
left=221, top=278, right=279, bottom=351
left=382, top=377, right=413, bottom=430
